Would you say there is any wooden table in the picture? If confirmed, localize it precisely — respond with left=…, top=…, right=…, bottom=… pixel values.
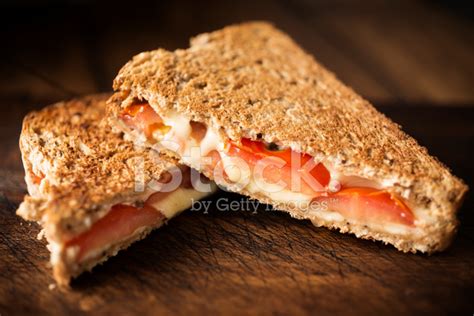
left=1, top=1, right=473, bottom=314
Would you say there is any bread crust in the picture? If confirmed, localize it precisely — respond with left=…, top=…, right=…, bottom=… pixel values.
left=110, top=22, right=468, bottom=252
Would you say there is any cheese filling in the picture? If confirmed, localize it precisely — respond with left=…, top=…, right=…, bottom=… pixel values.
left=55, top=167, right=216, bottom=266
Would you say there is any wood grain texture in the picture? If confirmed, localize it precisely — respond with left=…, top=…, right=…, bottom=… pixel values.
left=1, top=105, right=473, bottom=315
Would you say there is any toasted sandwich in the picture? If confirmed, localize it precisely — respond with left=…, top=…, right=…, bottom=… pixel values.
left=17, top=94, right=216, bottom=285
left=107, top=22, right=467, bottom=253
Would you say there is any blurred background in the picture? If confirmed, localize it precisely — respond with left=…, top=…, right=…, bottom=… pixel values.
left=1, top=0, right=473, bottom=175
left=1, top=0, right=473, bottom=104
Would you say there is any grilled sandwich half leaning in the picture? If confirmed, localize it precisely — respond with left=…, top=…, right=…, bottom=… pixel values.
left=18, top=94, right=216, bottom=285
left=107, top=22, right=467, bottom=253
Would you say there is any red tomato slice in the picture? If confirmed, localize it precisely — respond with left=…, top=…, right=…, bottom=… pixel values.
left=227, top=138, right=330, bottom=195
left=229, top=140, right=414, bottom=226
left=314, top=187, right=414, bottom=226
left=65, top=203, right=165, bottom=262
left=120, top=103, right=170, bottom=138
left=240, top=138, right=294, bottom=162
left=31, top=171, right=45, bottom=184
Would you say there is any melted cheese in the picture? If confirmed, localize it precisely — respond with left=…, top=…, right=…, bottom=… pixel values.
left=162, top=111, right=193, bottom=143
left=200, top=126, right=223, bottom=156
left=246, top=179, right=313, bottom=205
left=148, top=184, right=217, bottom=219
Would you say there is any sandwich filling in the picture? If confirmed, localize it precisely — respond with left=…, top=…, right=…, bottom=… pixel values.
left=119, top=101, right=417, bottom=234
left=48, top=166, right=215, bottom=266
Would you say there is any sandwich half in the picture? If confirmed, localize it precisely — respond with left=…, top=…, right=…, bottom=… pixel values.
left=107, top=22, right=468, bottom=253
left=17, top=94, right=216, bottom=285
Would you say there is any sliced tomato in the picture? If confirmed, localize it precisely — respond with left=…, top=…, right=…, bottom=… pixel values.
left=227, top=138, right=330, bottom=195
left=120, top=103, right=170, bottom=138
left=65, top=204, right=164, bottom=262
left=228, top=140, right=414, bottom=226
left=31, top=170, right=45, bottom=185
left=314, top=187, right=414, bottom=226
left=240, top=138, right=294, bottom=162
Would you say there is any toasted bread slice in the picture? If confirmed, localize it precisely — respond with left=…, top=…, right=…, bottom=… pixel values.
left=18, top=94, right=216, bottom=285
left=108, top=22, right=467, bottom=253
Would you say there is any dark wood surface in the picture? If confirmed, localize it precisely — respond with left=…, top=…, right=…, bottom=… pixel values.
left=1, top=106, right=473, bottom=315
left=1, top=0, right=474, bottom=315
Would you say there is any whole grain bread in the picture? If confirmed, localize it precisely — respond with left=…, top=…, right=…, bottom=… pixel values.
left=19, top=94, right=175, bottom=239
left=18, top=94, right=178, bottom=284
left=109, top=22, right=467, bottom=252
